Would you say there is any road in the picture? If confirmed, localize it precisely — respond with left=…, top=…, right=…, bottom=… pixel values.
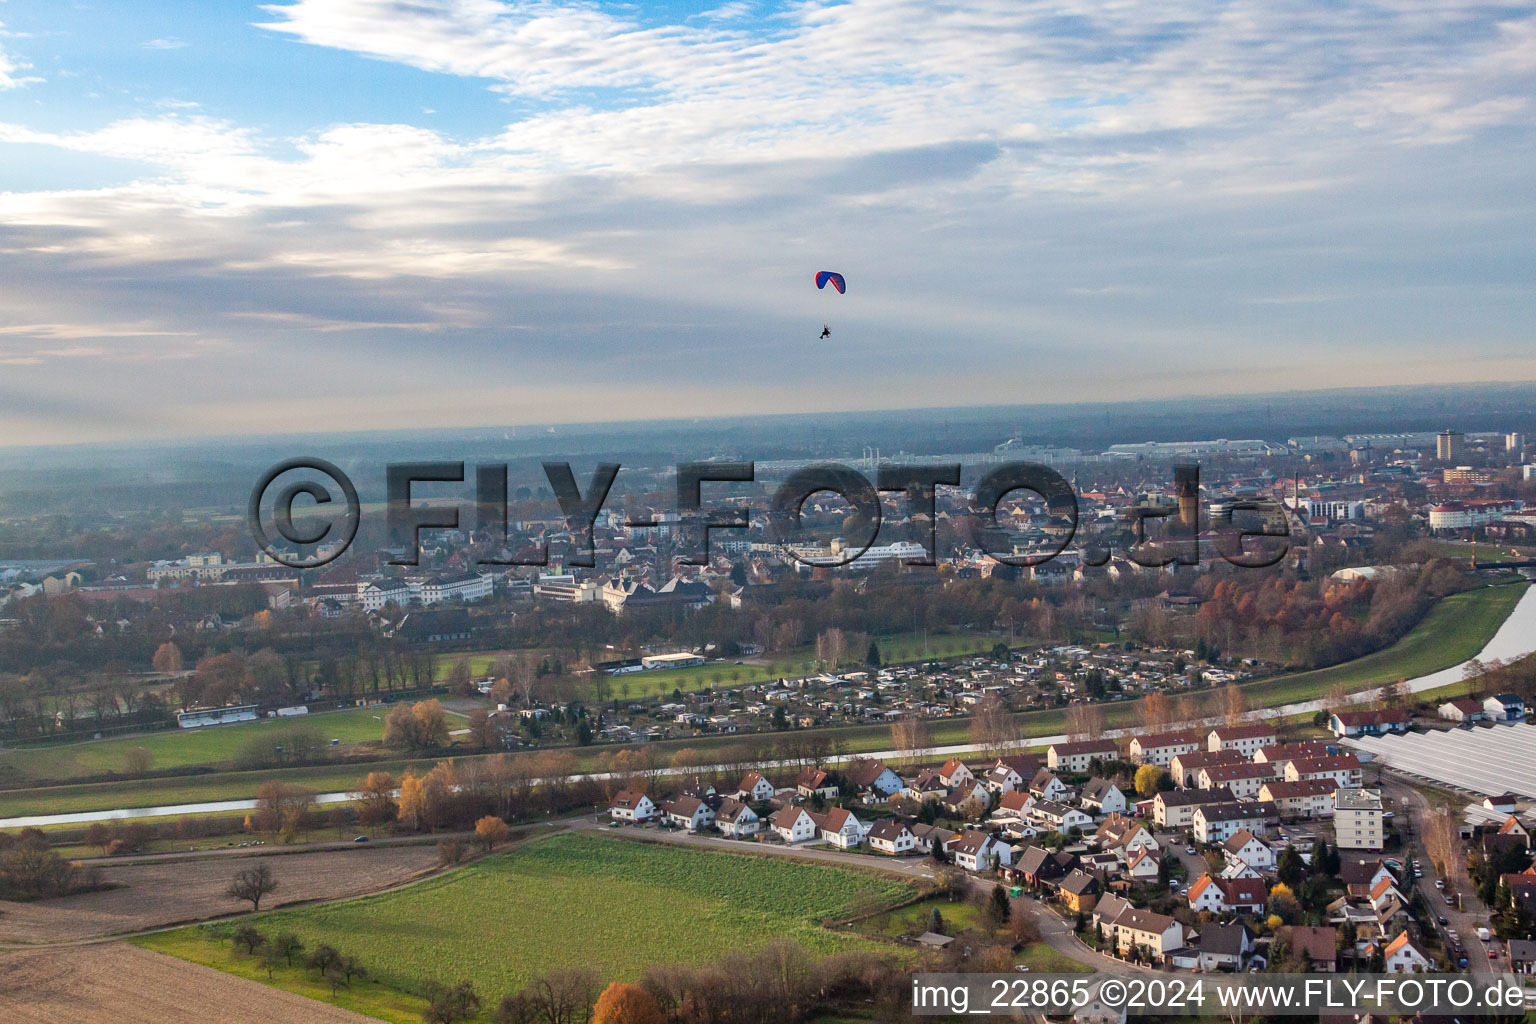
left=1381, top=774, right=1496, bottom=973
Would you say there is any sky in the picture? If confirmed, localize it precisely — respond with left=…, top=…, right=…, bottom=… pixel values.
left=0, top=0, right=1532, bottom=446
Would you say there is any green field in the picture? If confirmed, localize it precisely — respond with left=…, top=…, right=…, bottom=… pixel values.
left=0, top=706, right=394, bottom=785
left=4, top=583, right=1523, bottom=820
left=139, top=833, right=915, bottom=1018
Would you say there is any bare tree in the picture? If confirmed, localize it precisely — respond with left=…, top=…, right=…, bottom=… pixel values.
left=1064, top=703, right=1105, bottom=741
left=225, top=864, right=278, bottom=911
left=891, top=716, right=934, bottom=767
left=970, top=695, right=1020, bottom=755
left=1222, top=683, right=1248, bottom=727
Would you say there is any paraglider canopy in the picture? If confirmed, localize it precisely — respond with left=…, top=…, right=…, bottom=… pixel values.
left=814, top=271, right=845, bottom=294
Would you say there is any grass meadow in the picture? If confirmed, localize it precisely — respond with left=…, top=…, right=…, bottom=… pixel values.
left=139, top=832, right=916, bottom=1018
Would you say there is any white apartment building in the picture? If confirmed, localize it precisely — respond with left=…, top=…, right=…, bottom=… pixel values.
left=1334, top=788, right=1385, bottom=851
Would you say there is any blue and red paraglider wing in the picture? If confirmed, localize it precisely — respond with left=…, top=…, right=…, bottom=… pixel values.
left=814, top=271, right=846, bottom=294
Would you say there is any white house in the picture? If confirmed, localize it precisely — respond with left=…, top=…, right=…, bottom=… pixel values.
left=946, top=829, right=1001, bottom=872
left=769, top=806, right=818, bottom=843
left=1079, top=778, right=1128, bottom=816
left=1029, top=770, right=1070, bottom=802
left=661, top=796, right=715, bottom=832
left=982, top=763, right=1025, bottom=795
left=1047, top=739, right=1119, bottom=773
left=1031, top=799, right=1094, bottom=835
left=1207, top=725, right=1277, bottom=757
left=609, top=790, right=657, bottom=822
left=1192, top=803, right=1269, bottom=844
left=1383, top=932, right=1433, bottom=973
left=937, top=757, right=975, bottom=788
left=843, top=758, right=904, bottom=801
left=1438, top=698, right=1488, bottom=724
left=992, top=791, right=1035, bottom=821
left=1124, top=846, right=1161, bottom=882
left=1113, top=908, right=1185, bottom=961
left=1484, top=693, right=1527, bottom=722
left=866, top=818, right=916, bottom=855
left=1128, top=729, right=1204, bottom=766
left=733, top=771, right=776, bottom=803
left=715, top=798, right=760, bottom=837
left=1221, top=830, right=1274, bottom=871
left=811, top=807, right=865, bottom=849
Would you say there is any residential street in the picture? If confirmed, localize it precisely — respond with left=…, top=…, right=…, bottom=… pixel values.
left=1380, top=774, right=1495, bottom=973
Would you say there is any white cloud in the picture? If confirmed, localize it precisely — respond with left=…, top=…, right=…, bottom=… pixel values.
left=0, top=30, right=39, bottom=90
left=144, top=37, right=189, bottom=50
left=0, top=1, right=1531, bottom=442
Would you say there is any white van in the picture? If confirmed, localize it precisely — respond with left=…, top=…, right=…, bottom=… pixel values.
left=1476, top=926, right=1491, bottom=942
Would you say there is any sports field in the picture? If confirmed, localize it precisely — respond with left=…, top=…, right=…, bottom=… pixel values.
left=139, top=833, right=915, bottom=1019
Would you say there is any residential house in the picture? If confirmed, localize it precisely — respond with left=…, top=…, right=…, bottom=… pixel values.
left=811, top=807, right=865, bottom=848
left=902, top=769, right=949, bottom=802
left=1080, top=778, right=1129, bottom=816
left=1383, top=932, right=1433, bottom=973
left=1029, top=769, right=1070, bottom=802
left=661, top=796, right=715, bottom=832
left=1484, top=693, right=1527, bottom=722
left=1507, top=938, right=1536, bottom=974
left=1187, top=874, right=1267, bottom=915
left=1334, top=788, right=1385, bottom=851
left=1438, top=698, right=1488, bottom=723
left=947, top=829, right=1002, bottom=872
left=1198, top=923, right=1255, bottom=972
left=982, top=762, right=1025, bottom=795
left=1059, top=869, right=1100, bottom=913
left=937, top=757, right=975, bottom=788
left=1091, top=893, right=1134, bottom=939
left=795, top=767, right=839, bottom=800
left=1128, top=729, right=1204, bottom=766
left=1289, top=925, right=1339, bottom=972
left=992, top=791, right=1035, bottom=820
left=715, top=798, right=761, bottom=837
left=1285, top=754, right=1363, bottom=788
left=1153, top=787, right=1239, bottom=830
left=1124, top=846, right=1161, bottom=882
left=734, top=771, right=776, bottom=803
left=1221, top=830, right=1274, bottom=871
left=1016, top=844, right=1072, bottom=888
left=942, top=779, right=989, bottom=820
left=1192, top=802, right=1273, bottom=844
left=1258, top=778, right=1338, bottom=819
left=843, top=758, right=904, bottom=801
left=1113, top=908, right=1185, bottom=962
left=1197, top=763, right=1276, bottom=800
left=1032, top=799, right=1094, bottom=836
left=1095, top=814, right=1158, bottom=857
left=1327, top=709, right=1411, bottom=738
left=910, top=822, right=957, bottom=855
left=609, top=790, right=657, bottom=822
left=866, top=818, right=915, bottom=855
left=1048, top=739, right=1119, bottom=773
left=1169, top=750, right=1245, bottom=788
left=1207, top=724, right=1277, bottom=757
left=770, top=806, right=818, bottom=843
